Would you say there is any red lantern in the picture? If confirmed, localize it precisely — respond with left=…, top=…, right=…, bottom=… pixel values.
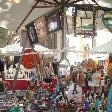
left=21, top=49, right=40, bottom=69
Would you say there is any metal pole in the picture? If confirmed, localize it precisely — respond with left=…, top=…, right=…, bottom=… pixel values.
left=61, top=6, right=67, bottom=59
left=92, top=8, right=96, bottom=48
left=30, top=44, right=40, bottom=80
left=12, top=43, right=26, bottom=93
left=72, top=7, right=77, bottom=37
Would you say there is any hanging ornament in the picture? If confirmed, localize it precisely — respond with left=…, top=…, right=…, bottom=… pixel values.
left=107, top=63, right=112, bottom=79
left=107, top=54, right=112, bottom=79
left=21, top=48, right=41, bottom=69
left=102, top=12, right=112, bottom=33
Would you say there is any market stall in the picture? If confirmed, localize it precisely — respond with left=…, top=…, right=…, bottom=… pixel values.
left=0, top=42, right=53, bottom=57
left=0, top=0, right=111, bottom=111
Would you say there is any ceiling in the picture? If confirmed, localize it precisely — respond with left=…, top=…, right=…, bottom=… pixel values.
left=0, top=0, right=74, bottom=32
left=0, top=0, right=54, bottom=32
left=0, top=0, right=111, bottom=33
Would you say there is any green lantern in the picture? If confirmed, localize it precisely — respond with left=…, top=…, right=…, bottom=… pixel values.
left=102, top=12, right=112, bottom=33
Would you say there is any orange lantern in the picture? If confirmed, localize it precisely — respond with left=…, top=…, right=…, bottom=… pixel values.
left=21, top=49, right=40, bottom=69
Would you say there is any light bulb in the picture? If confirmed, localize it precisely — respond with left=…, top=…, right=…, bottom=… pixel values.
left=9, top=0, right=22, bottom=4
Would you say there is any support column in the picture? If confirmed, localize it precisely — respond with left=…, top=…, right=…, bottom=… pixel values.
left=51, top=33, right=57, bottom=49
left=72, top=7, right=77, bottom=37
left=92, top=8, right=97, bottom=48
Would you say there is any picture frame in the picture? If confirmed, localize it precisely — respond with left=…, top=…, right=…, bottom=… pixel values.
left=20, top=29, right=30, bottom=47
left=46, top=11, right=62, bottom=33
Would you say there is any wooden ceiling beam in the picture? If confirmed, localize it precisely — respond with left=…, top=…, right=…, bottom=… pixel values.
left=66, top=3, right=112, bottom=11
left=69, top=0, right=83, bottom=4
left=40, top=0, right=57, bottom=6
left=52, top=0, right=60, bottom=5
left=61, top=0, right=66, bottom=4
left=33, top=6, right=55, bottom=8
left=91, top=0, right=99, bottom=5
left=65, top=0, right=71, bottom=4
left=16, top=0, right=41, bottom=32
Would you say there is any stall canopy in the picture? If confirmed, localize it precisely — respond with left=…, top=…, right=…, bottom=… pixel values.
left=0, top=42, right=53, bottom=56
left=91, top=40, right=112, bottom=54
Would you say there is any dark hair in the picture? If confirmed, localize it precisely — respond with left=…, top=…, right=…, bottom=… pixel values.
left=71, top=70, right=82, bottom=83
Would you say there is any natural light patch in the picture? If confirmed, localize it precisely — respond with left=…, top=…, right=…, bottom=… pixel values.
left=0, top=1, right=12, bottom=12
left=96, top=0, right=112, bottom=8
left=66, top=34, right=87, bottom=65
left=0, top=20, right=9, bottom=29
left=66, top=7, right=73, bottom=16
left=96, top=29, right=112, bottom=47
left=108, top=20, right=112, bottom=25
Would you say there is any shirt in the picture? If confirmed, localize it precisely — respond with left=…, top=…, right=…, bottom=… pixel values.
left=0, top=60, right=4, bottom=71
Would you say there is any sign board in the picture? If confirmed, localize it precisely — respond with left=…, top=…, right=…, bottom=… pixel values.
left=0, top=27, right=8, bottom=47
left=20, top=29, right=30, bottom=47
left=25, top=21, right=39, bottom=45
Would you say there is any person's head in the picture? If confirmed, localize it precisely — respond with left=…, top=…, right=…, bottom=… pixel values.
left=71, top=69, right=82, bottom=83
left=0, top=81, right=3, bottom=84
left=30, top=81, right=34, bottom=86
left=101, top=74, right=104, bottom=77
left=70, top=65, right=74, bottom=73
